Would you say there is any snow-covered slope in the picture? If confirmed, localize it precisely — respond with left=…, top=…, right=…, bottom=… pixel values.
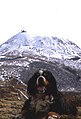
left=0, top=31, right=81, bottom=59
left=1, top=31, right=81, bottom=91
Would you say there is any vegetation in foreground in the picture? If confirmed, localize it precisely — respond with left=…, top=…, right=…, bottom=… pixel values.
left=0, top=79, right=81, bottom=119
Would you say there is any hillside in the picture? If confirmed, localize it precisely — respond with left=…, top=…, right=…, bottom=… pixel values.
left=0, top=31, right=81, bottom=59
left=0, top=78, right=27, bottom=118
left=0, top=31, right=81, bottom=118
left=0, top=78, right=81, bottom=119
left=0, top=31, right=81, bottom=92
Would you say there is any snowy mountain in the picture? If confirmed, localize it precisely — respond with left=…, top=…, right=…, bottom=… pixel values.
left=0, top=31, right=81, bottom=59
left=0, top=31, right=81, bottom=92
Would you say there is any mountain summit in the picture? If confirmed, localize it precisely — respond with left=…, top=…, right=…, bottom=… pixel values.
left=0, top=31, right=81, bottom=59
left=0, top=31, right=81, bottom=92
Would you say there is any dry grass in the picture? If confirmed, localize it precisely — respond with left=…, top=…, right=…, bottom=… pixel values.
left=0, top=79, right=26, bottom=119
left=0, top=79, right=81, bottom=119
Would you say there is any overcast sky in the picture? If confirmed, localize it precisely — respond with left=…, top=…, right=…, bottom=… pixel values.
left=0, top=0, right=81, bottom=48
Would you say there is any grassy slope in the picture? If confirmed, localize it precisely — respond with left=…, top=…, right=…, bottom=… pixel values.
left=0, top=79, right=81, bottom=119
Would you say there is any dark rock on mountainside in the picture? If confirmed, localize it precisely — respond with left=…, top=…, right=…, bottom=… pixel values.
left=0, top=58, right=81, bottom=92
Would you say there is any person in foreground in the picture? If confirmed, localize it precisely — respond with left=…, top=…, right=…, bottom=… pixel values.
left=21, top=69, right=77, bottom=119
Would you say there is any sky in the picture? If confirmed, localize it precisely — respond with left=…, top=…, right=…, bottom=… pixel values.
left=0, top=0, right=81, bottom=48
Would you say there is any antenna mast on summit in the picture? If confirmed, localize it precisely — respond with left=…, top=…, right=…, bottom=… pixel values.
left=21, top=27, right=26, bottom=32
